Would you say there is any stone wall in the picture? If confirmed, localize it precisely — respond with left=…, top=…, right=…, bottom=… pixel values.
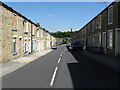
left=0, top=3, right=2, bottom=62
left=2, top=7, right=13, bottom=61
left=0, top=2, right=56, bottom=62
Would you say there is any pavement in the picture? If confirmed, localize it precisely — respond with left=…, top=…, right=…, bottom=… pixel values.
left=80, top=50, right=120, bottom=72
left=0, top=49, right=52, bottom=78
left=1, top=46, right=119, bottom=88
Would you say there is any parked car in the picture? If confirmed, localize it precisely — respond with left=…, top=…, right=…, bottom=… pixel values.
left=71, top=41, right=82, bottom=51
left=51, top=45, right=57, bottom=49
left=66, top=43, right=71, bottom=48
left=90, top=46, right=104, bottom=54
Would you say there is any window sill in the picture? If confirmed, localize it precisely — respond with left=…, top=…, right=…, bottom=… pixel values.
left=24, top=51, right=28, bottom=53
left=24, top=32, right=28, bottom=34
left=107, top=47, right=112, bottom=49
left=108, top=22, right=113, bottom=25
left=98, top=27, right=101, bottom=29
left=12, top=52, right=18, bottom=56
left=12, top=29, right=18, bottom=31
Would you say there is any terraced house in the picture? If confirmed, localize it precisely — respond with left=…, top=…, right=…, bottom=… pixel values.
left=0, top=2, right=56, bottom=62
left=73, top=1, right=120, bottom=57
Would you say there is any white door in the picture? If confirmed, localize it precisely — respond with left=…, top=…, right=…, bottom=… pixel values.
left=102, top=32, right=106, bottom=54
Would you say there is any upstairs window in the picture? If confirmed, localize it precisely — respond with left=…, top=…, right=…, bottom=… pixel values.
left=95, top=18, right=98, bottom=29
left=82, top=29, right=84, bottom=35
left=98, top=15, right=101, bottom=29
left=41, top=30, right=43, bottom=38
left=25, top=21, right=29, bottom=32
left=32, top=24, right=35, bottom=35
left=85, top=27, right=86, bottom=34
left=37, top=30, right=40, bottom=37
left=88, top=24, right=90, bottom=31
left=12, top=14, right=17, bottom=30
left=108, top=6, right=113, bottom=25
left=92, top=20, right=95, bottom=32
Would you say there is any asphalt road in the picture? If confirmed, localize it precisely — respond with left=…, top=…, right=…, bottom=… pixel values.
left=2, top=45, right=119, bottom=88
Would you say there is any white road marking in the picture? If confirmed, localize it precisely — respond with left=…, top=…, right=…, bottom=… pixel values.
left=58, top=58, right=61, bottom=63
left=50, top=67, right=58, bottom=86
left=60, top=54, right=62, bottom=57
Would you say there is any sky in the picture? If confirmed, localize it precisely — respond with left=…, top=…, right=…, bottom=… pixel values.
left=5, top=2, right=112, bottom=32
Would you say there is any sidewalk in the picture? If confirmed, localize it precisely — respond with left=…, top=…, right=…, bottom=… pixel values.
left=0, top=49, right=52, bottom=78
left=81, top=51, right=120, bottom=72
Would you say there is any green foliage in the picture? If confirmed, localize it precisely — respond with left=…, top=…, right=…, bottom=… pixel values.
left=50, top=31, right=78, bottom=38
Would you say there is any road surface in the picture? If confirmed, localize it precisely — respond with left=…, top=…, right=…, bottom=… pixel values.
left=2, top=45, right=119, bottom=88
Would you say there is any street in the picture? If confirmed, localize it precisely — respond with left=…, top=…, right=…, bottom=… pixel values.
left=2, top=45, right=119, bottom=88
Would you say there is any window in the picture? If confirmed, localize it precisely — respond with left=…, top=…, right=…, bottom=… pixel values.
left=88, top=24, right=90, bottom=31
left=82, top=29, right=84, bottom=35
left=32, top=24, right=35, bottom=35
left=92, top=20, right=95, bottom=32
left=37, top=30, right=39, bottom=37
left=95, top=18, right=98, bottom=29
left=12, top=14, right=17, bottom=30
left=41, top=30, right=43, bottom=38
left=98, top=15, right=101, bottom=29
left=107, top=30, right=113, bottom=49
left=108, top=6, right=113, bottom=25
left=25, top=21, right=29, bottom=32
left=24, top=38, right=28, bottom=53
left=13, top=37, right=17, bottom=53
left=85, top=27, right=86, bottom=34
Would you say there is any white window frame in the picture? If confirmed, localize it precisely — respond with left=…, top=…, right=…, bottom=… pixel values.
left=107, top=30, right=113, bottom=49
left=108, top=5, right=113, bottom=25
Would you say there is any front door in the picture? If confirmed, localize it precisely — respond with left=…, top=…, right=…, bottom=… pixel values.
left=28, top=39, right=31, bottom=53
left=19, top=38, right=22, bottom=55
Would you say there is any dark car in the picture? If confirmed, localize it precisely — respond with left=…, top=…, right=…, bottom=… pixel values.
left=66, top=43, right=71, bottom=48
left=71, top=41, right=82, bottom=51
left=90, top=46, right=103, bottom=54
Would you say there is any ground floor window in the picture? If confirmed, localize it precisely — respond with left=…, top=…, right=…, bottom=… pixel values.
left=98, top=33, right=101, bottom=46
left=13, top=37, right=17, bottom=53
left=24, top=38, right=28, bottom=53
left=107, top=30, right=113, bottom=49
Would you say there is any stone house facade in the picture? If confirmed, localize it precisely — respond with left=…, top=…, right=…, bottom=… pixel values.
left=72, top=1, right=120, bottom=57
left=0, top=2, right=56, bottom=62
